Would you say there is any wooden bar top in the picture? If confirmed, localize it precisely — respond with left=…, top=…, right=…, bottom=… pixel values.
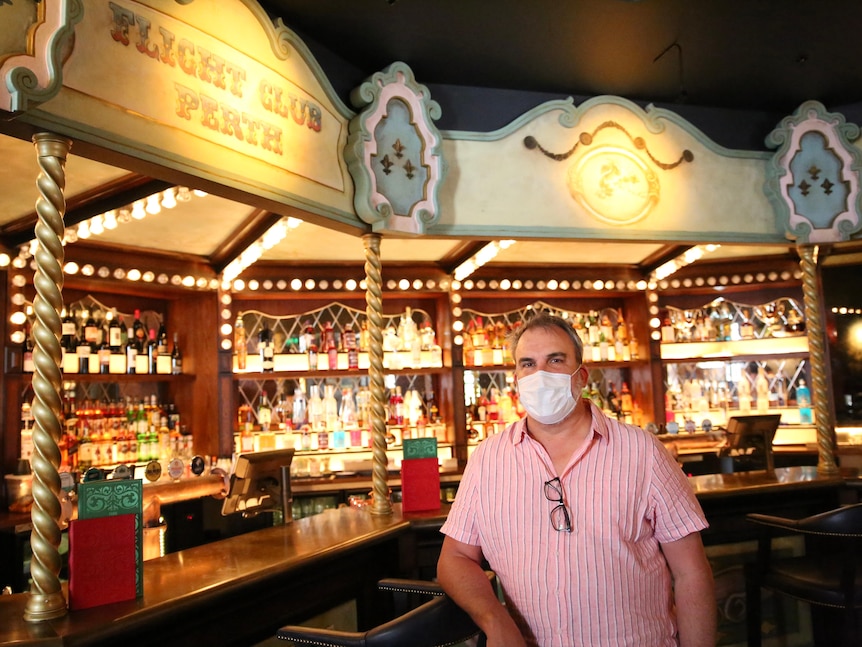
left=0, top=506, right=419, bottom=646
left=688, top=465, right=843, bottom=499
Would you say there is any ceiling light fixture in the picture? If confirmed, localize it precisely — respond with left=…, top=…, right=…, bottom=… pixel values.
left=652, top=244, right=721, bottom=281
left=222, top=217, right=302, bottom=283
left=161, top=188, right=177, bottom=209
left=453, top=240, right=516, bottom=281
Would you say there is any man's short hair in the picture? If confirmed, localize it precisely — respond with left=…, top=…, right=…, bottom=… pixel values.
left=509, top=312, right=584, bottom=366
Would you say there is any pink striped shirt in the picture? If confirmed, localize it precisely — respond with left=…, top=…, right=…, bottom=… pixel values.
left=441, top=402, right=708, bottom=647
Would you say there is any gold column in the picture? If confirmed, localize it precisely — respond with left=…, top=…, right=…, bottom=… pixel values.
left=798, top=244, right=839, bottom=476
left=24, top=133, right=71, bottom=621
left=363, top=233, right=392, bottom=515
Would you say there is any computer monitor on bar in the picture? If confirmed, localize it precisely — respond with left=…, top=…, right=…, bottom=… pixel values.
left=221, top=448, right=295, bottom=522
left=722, top=414, right=781, bottom=474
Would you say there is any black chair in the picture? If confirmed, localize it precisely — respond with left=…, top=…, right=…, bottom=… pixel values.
left=745, top=503, right=862, bottom=647
left=277, top=575, right=494, bottom=647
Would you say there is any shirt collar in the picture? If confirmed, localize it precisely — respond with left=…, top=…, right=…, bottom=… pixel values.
left=510, top=400, right=608, bottom=446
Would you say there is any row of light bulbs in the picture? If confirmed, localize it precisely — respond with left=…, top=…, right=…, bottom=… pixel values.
left=43, top=186, right=208, bottom=248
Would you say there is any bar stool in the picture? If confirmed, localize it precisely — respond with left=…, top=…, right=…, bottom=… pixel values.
left=744, top=503, right=862, bottom=647
left=277, top=575, right=494, bottom=647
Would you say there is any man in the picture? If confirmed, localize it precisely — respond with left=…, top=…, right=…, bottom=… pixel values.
left=438, top=313, right=716, bottom=646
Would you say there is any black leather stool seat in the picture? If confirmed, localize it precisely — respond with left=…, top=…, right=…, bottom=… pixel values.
left=745, top=503, right=862, bottom=647
left=277, top=575, right=493, bottom=647
left=763, top=554, right=862, bottom=608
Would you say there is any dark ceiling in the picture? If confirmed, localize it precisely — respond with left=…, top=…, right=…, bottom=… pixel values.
left=264, top=0, right=862, bottom=121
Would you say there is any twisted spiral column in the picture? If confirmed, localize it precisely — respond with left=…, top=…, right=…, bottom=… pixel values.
left=363, top=233, right=392, bottom=515
left=798, top=244, right=838, bottom=476
left=24, top=133, right=71, bottom=621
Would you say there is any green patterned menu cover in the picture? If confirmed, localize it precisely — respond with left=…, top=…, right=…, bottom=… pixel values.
left=403, top=437, right=437, bottom=460
left=77, top=479, right=144, bottom=597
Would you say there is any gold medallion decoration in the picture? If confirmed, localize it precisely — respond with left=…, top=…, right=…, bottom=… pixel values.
left=568, top=146, right=659, bottom=225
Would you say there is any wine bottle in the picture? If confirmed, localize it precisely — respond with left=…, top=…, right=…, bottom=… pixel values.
left=259, top=324, right=274, bottom=372
left=76, top=328, right=91, bottom=374
left=132, top=309, right=147, bottom=348
left=147, top=328, right=158, bottom=374
left=61, top=308, right=77, bottom=355
left=98, top=329, right=111, bottom=374
left=156, top=321, right=169, bottom=356
left=171, top=332, right=183, bottom=375
left=344, top=323, right=359, bottom=370
left=108, top=311, right=123, bottom=352
left=125, top=327, right=138, bottom=374
left=83, top=309, right=100, bottom=347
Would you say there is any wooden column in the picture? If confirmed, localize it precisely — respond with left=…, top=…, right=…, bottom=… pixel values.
left=363, top=233, right=392, bottom=515
left=24, top=133, right=71, bottom=621
left=798, top=244, right=839, bottom=476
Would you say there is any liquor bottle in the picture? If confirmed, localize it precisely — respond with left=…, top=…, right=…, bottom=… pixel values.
left=628, top=324, right=639, bottom=360
left=271, top=393, right=287, bottom=431
left=325, top=322, right=338, bottom=370
left=125, top=327, right=138, bottom=374
left=620, top=382, right=634, bottom=415
left=308, top=384, right=324, bottom=431
left=132, top=309, right=147, bottom=348
left=83, top=309, right=100, bottom=348
left=471, top=317, right=486, bottom=366
left=171, top=332, right=183, bottom=374
left=321, top=321, right=335, bottom=370
left=237, top=401, right=254, bottom=453
left=796, top=379, right=813, bottom=423
left=589, top=382, right=604, bottom=410
left=307, top=343, right=319, bottom=371
left=340, top=387, right=357, bottom=429
left=588, top=311, right=600, bottom=345
left=22, top=325, right=34, bottom=373
left=343, top=323, right=359, bottom=370
left=300, top=321, right=315, bottom=353
left=359, top=320, right=370, bottom=352
left=606, top=382, right=621, bottom=417
left=234, top=313, right=247, bottom=370
left=108, top=311, right=123, bottom=352
left=389, top=385, right=404, bottom=425
left=323, top=384, right=339, bottom=430
left=292, top=387, right=307, bottom=429
left=258, top=392, right=272, bottom=433
left=259, top=324, right=274, bottom=373
left=755, top=366, right=770, bottom=412
left=147, top=328, right=158, bottom=374
left=660, top=312, right=675, bottom=343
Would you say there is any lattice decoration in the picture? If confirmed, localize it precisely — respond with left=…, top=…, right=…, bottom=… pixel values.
left=665, top=296, right=804, bottom=342
left=238, top=302, right=434, bottom=354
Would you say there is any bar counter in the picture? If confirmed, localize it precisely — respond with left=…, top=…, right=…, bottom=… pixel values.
left=0, top=466, right=848, bottom=646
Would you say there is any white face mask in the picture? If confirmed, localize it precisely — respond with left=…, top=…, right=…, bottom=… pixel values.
left=517, top=369, right=579, bottom=425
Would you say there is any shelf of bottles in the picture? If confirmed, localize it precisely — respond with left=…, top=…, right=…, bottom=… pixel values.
left=460, top=301, right=646, bottom=443
left=19, top=294, right=184, bottom=377
left=660, top=296, right=812, bottom=428
left=232, top=302, right=451, bottom=470
left=16, top=295, right=189, bottom=475
left=459, top=300, right=642, bottom=369
left=658, top=296, right=808, bottom=359
left=233, top=302, right=443, bottom=375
